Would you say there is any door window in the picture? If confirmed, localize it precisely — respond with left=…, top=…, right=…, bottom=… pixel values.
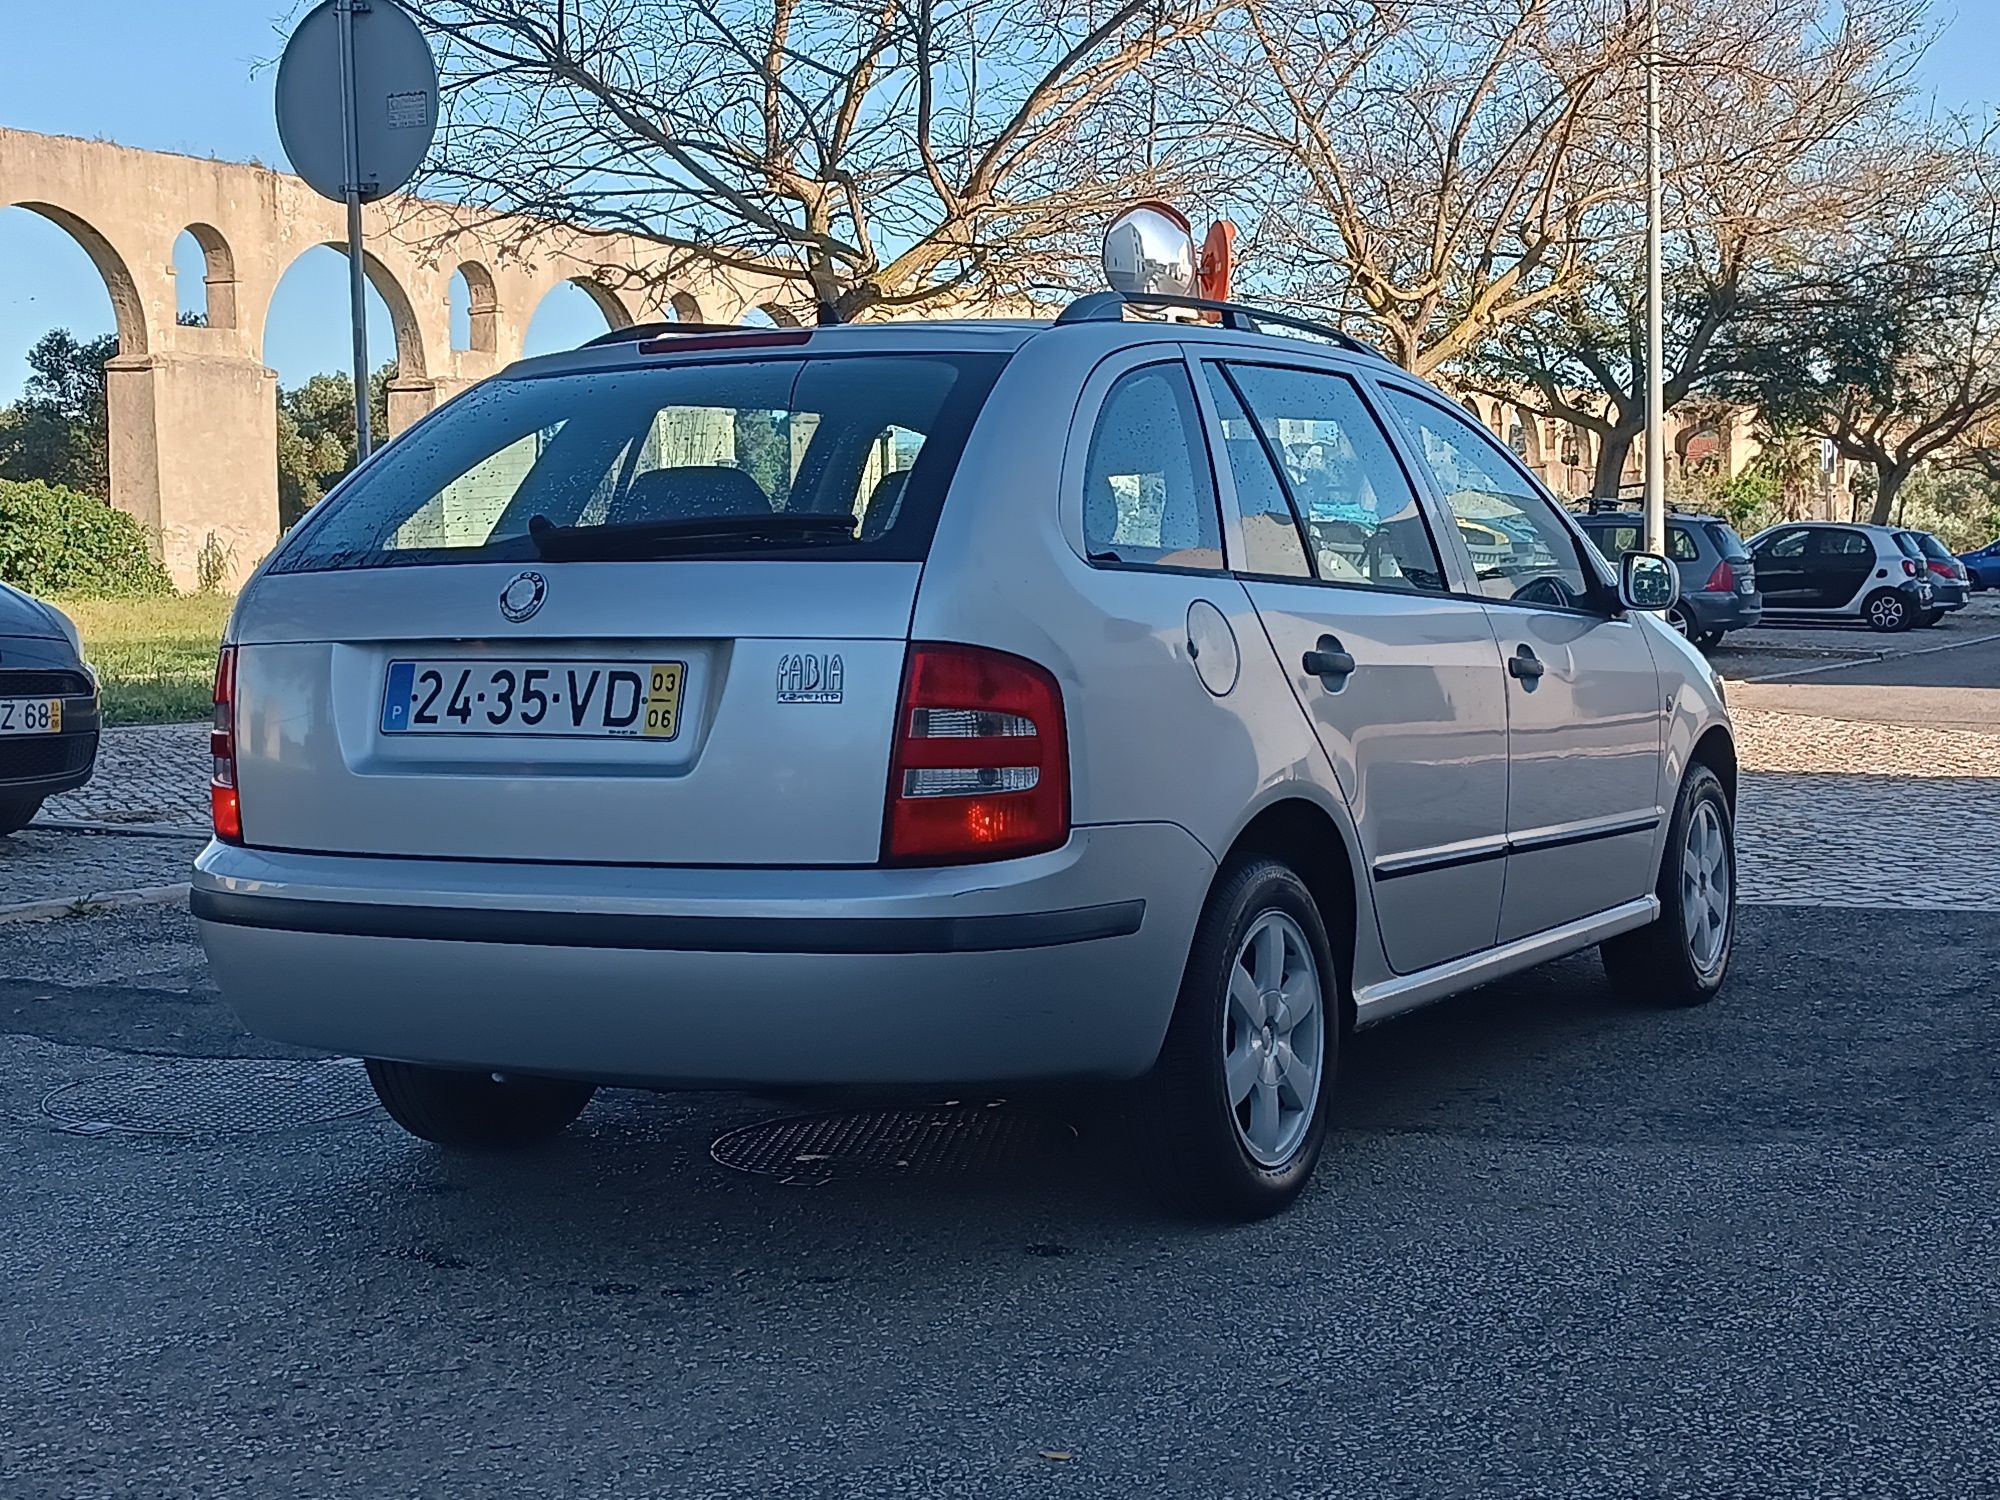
left=1382, top=390, right=1594, bottom=609
left=1667, top=526, right=1701, bottom=562
left=1203, top=372, right=1311, bottom=577
left=1818, top=529, right=1873, bottom=557
left=1080, top=365, right=1225, bottom=571
left=1585, top=523, right=1641, bottom=561
left=1758, top=528, right=1809, bottom=558
left=1216, top=364, right=1447, bottom=592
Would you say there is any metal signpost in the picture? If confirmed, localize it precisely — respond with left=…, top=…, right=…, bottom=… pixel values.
left=1643, top=0, right=1667, bottom=555
left=276, top=0, right=439, bottom=462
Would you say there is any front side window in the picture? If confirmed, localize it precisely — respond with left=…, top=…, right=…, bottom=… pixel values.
left=1217, top=363, right=1447, bottom=593
left=1081, top=365, right=1224, bottom=571
left=1758, top=528, right=1809, bottom=559
left=1586, top=523, right=1642, bottom=562
left=1382, top=389, right=1594, bottom=609
left=271, top=354, right=1004, bottom=571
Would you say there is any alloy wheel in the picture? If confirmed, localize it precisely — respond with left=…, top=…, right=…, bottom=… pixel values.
left=1868, top=594, right=1904, bottom=630
left=1681, top=800, right=1731, bottom=978
left=1222, top=910, right=1325, bottom=1167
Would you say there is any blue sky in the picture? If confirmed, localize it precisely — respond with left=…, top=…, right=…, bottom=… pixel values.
left=1, top=0, right=1995, bottom=400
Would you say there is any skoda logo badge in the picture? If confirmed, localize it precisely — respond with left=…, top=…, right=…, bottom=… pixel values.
left=499, top=571, right=547, bottom=623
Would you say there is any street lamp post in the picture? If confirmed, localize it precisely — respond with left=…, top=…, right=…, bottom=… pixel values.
left=1643, top=0, right=1666, bottom=554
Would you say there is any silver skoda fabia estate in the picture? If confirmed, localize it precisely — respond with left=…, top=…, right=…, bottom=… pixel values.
left=195, top=288, right=1736, bottom=1219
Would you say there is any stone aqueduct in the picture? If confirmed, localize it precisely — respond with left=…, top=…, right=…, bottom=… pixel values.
left=1, top=127, right=792, bottom=587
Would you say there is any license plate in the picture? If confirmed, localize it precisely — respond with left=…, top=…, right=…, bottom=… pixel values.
left=0, top=697, right=61, bottom=736
left=380, top=659, right=685, bottom=740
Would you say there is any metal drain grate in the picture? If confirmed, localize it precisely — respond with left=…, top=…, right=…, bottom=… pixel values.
left=712, top=1102, right=1076, bottom=1184
left=40, top=1056, right=377, bottom=1138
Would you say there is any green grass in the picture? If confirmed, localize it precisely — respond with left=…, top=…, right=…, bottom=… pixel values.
left=58, top=593, right=234, bottom=726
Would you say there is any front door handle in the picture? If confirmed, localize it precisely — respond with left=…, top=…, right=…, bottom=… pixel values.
left=1507, top=645, right=1546, bottom=682
left=1302, top=635, right=1356, bottom=687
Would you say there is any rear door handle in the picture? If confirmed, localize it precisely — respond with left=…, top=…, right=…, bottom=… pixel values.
left=1507, top=646, right=1546, bottom=681
left=1302, top=636, right=1356, bottom=686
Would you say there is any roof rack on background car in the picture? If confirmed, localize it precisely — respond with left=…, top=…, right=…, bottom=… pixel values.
left=1055, top=290, right=1385, bottom=360
left=580, top=321, right=765, bottom=348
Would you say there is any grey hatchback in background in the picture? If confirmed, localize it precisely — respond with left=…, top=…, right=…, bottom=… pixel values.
left=1575, top=502, right=1761, bottom=648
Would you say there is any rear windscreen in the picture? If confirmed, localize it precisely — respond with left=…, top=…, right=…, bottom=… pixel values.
left=1913, top=532, right=1954, bottom=562
left=1892, top=531, right=1926, bottom=560
left=1704, top=521, right=1749, bottom=559
left=269, top=353, right=1005, bottom=573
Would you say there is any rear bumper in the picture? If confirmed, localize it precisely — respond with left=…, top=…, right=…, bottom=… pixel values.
left=192, top=823, right=1216, bottom=1086
left=1684, top=590, right=1762, bottom=632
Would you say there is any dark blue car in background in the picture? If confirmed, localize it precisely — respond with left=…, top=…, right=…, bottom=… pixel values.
left=1960, top=539, right=2000, bottom=591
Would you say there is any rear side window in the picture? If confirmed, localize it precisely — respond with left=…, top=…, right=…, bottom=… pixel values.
left=1821, top=530, right=1873, bottom=556
left=1203, top=371, right=1311, bottom=577
left=1216, top=363, right=1447, bottom=593
left=1667, top=527, right=1701, bottom=562
left=270, top=353, right=1004, bottom=572
left=1081, top=365, right=1224, bottom=571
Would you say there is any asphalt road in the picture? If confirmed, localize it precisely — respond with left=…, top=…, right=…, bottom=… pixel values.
left=5, top=903, right=1999, bottom=1497
left=1734, top=622, right=2000, bottom=734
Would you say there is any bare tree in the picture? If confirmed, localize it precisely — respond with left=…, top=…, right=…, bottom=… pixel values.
left=1189, top=0, right=1649, bottom=374
left=1461, top=0, right=1928, bottom=495
left=1733, top=143, right=2000, bottom=523
left=402, top=0, right=1225, bottom=321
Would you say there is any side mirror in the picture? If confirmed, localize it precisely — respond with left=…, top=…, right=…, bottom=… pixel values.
left=1620, top=551, right=1680, bottom=613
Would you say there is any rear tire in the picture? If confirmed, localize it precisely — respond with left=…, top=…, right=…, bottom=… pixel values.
left=1863, top=589, right=1913, bottom=632
left=1665, top=604, right=1694, bottom=639
left=1600, top=763, right=1734, bottom=1008
left=0, top=795, right=42, bottom=837
left=364, top=1059, right=595, bottom=1147
left=1693, top=629, right=1725, bottom=650
left=1145, top=856, right=1339, bottom=1221
left=1917, top=609, right=1944, bottom=628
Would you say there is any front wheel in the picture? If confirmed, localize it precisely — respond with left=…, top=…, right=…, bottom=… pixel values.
left=365, top=1059, right=595, bottom=1147
left=1693, top=629, right=1725, bottom=651
left=0, top=795, right=42, bottom=837
left=1145, top=857, right=1338, bottom=1220
left=1600, top=763, right=1735, bottom=1008
left=1863, top=589, right=1913, bottom=632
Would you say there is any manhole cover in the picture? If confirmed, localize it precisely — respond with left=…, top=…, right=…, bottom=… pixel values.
left=712, top=1102, right=1076, bottom=1184
left=40, top=1056, right=376, bottom=1138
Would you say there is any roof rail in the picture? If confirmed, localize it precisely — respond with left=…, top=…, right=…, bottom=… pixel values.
left=1055, top=290, right=1384, bottom=360
left=580, top=321, right=767, bottom=348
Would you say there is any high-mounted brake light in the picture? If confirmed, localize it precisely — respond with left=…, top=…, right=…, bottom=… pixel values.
left=636, top=330, right=812, bottom=356
left=211, top=646, right=241, bottom=844
left=1702, top=559, right=1736, bottom=593
left=884, top=644, right=1069, bottom=865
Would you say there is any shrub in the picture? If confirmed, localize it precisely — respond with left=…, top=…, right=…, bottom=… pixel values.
left=0, top=479, right=173, bottom=598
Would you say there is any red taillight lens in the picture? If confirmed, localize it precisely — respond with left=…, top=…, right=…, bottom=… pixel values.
left=884, top=644, right=1068, bottom=865
left=1930, top=560, right=1955, bottom=578
left=1903, top=559, right=1922, bottom=578
left=211, top=646, right=241, bottom=844
left=1702, top=559, right=1735, bottom=593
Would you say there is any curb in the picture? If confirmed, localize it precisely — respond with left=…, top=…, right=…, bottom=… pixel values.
left=1730, top=629, right=2000, bottom=683
left=32, top=819, right=209, bottom=841
left=0, top=883, right=191, bottom=925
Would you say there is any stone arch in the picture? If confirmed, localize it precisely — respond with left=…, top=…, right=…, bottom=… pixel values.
left=670, top=290, right=704, bottom=322
left=1506, top=406, right=1543, bottom=465
left=261, top=240, right=429, bottom=378
left=758, top=302, right=801, bottom=328
left=1677, top=420, right=1723, bottom=473
left=568, top=276, right=635, bottom=330
left=453, top=259, right=498, bottom=353
left=7, top=200, right=149, bottom=355
left=177, top=221, right=237, bottom=329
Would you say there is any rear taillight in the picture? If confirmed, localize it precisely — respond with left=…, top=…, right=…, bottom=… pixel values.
left=1702, top=559, right=1735, bottom=593
left=1930, top=560, right=1956, bottom=579
left=884, top=644, right=1068, bottom=865
left=1903, top=559, right=1923, bottom=578
left=211, top=646, right=241, bottom=844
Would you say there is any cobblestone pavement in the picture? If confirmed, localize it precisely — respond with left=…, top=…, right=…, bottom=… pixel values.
left=43, top=723, right=207, bottom=831
left=0, top=829, right=195, bottom=910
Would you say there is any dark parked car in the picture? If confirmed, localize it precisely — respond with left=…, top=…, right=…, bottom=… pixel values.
left=1575, top=502, right=1762, bottom=648
left=1908, top=531, right=1970, bottom=625
left=1958, top=538, right=2000, bottom=591
left=0, top=583, right=99, bottom=835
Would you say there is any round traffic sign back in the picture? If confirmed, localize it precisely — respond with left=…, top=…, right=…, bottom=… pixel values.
left=276, top=0, right=440, bottom=203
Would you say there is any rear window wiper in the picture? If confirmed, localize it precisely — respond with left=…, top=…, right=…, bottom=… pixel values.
left=526, top=511, right=858, bottom=561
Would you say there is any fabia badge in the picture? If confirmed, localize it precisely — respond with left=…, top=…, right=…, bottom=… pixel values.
left=499, top=570, right=547, bottom=623
left=777, top=651, right=843, bottom=704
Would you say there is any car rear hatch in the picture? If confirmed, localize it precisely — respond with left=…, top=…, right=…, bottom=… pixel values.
left=228, top=342, right=1006, bottom=865
left=1703, top=521, right=1757, bottom=596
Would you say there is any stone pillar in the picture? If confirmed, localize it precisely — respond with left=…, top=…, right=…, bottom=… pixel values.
left=385, top=376, right=439, bottom=438
left=107, top=352, right=279, bottom=590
